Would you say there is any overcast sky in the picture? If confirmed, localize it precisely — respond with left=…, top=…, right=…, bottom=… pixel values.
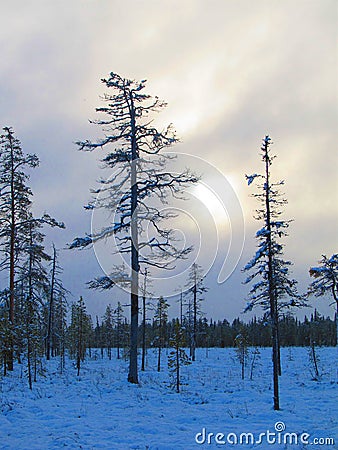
left=0, top=0, right=337, bottom=321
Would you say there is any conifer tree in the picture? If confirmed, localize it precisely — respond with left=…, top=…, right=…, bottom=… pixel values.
left=234, top=333, right=249, bottom=380
left=168, top=319, right=191, bottom=393
left=184, top=263, right=207, bottom=361
left=70, top=73, right=197, bottom=383
left=309, top=254, right=338, bottom=345
left=102, top=304, right=114, bottom=359
left=53, top=292, right=68, bottom=373
left=113, top=301, right=125, bottom=359
left=0, top=127, right=38, bottom=370
left=141, top=268, right=153, bottom=371
left=0, top=127, right=64, bottom=371
left=67, top=297, right=92, bottom=376
left=243, top=135, right=306, bottom=410
left=17, top=219, right=51, bottom=386
left=154, top=296, right=169, bottom=372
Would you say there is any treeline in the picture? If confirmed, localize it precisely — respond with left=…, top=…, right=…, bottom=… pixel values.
left=87, top=307, right=336, bottom=358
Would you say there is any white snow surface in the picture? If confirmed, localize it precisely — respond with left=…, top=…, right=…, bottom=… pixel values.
left=1, top=347, right=337, bottom=449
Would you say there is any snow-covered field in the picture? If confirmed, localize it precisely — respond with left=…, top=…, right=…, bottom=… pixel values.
left=1, top=347, right=337, bottom=449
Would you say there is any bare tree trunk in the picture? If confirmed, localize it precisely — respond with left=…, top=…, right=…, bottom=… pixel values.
left=176, top=345, right=180, bottom=393
left=8, top=130, right=15, bottom=371
left=264, top=140, right=280, bottom=410
left=192, top=274, right=197, bottom=362
left=27, top=336, right=32, bottom=390
left=33, top=351, right=37, bottom=383
left=117, top=312, right=121, bottom=360
left=141, top=268, right=148, bottom=371
left=141, top=294, right=146, bottom=371
left=77, top=301, right=83, bottom=377
left=276, top=313, right=282, bottom=376
left=157, top=306, right=162, bottom=372
left=47, top=245, right=56, bottom=360
left=128, top=100, right=139, bottom=384
left=157, top=345, right=161, bottom=372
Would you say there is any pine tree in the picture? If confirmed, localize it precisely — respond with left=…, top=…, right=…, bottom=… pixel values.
left=53, top=291, right=68, bottom=373
left=0, top=127, right=64, bottom=371
left=70, top=73, right=197, bottom=383
left=309, top=254, right=338, bottom=345
left=168, top=319, right=191, bottom=393
left=113, top=301, right=125, bottom=359
left=102, top=304, right=114, bottom=359
left=67, top=297, right=92, bottom=376
left=0, top=127, right=38, bottom=370
left=17, top=219, right=52, bottom=387
left=234, top=333, right=249, bottom=380
left=249, top=347, right=261, bottom=381
left=184, top=263, right=207, bottom=361
left=243, top=135, right=306, bottom=410
left=154, top=296, right=169, bottom=372
left=141, top=268, right=149, bottom=371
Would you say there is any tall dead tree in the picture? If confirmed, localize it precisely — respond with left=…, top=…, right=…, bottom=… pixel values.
left=70, top=73, right=197, bottom=383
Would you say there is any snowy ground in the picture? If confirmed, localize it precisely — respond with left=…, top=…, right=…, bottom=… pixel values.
left=0, top=347, right=337, bottom=449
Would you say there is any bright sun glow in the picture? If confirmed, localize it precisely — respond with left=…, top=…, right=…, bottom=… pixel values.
left=189, top=183, right=229, bottom=227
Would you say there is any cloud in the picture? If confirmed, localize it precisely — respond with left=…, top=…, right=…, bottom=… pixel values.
left=0, top=0, right=336, bottom=320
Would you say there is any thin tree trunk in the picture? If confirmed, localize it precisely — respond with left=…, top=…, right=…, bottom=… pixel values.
left=47, top=245, right=56, bottom=360
left=276, top=313, right=282, bottom=376
left=141, top=294, right=146, bottom=371
left=8, top=130, right=15, bottom=371
left=264, top=140, right=280, bottom=410
left=157, top=306, right=162, bottom=372
left=250, top=351, right=256, bottom=381
left=141, top=268, right=147, bottom=371
left=192, top=275, right=197, bottom=362
left=157, top=346, right=161, bottom=372
left=34, top=351, right=37, bottom=383
left=77, top=301, right=83, bottom=376
left=176, top=345, right=180, bottom=393
left=27, top=336, right=32, bottom=390
left=128, top=99, right=139, bottom=384
left=311, top=341, right=319, bottom=378
left=117, top=312, right=121, bottom=360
